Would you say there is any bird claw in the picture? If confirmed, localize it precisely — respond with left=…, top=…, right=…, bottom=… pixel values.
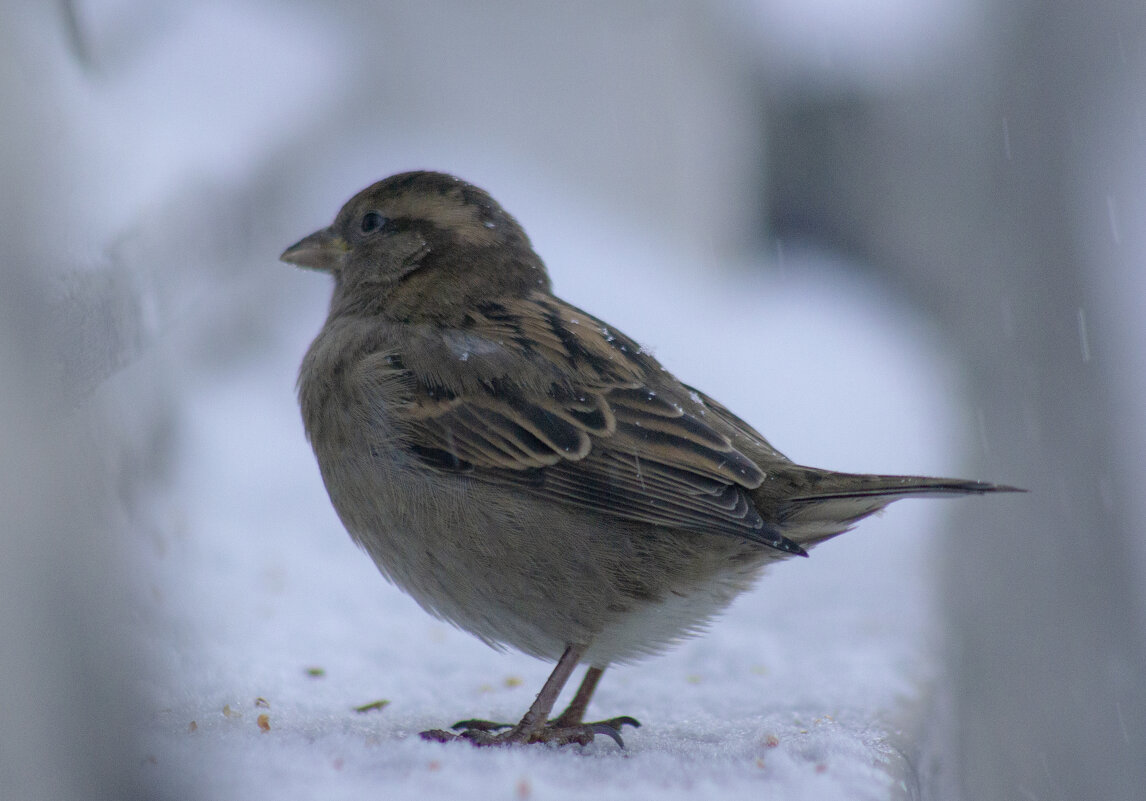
left=418, top=728, right=460, bottom=744
left=584, top=716, right=641, bottom=748
left=420, top=715, right=640, bottom=748
left=585, top=722, right=626, bottom=748
left=449, top=718, right=513, bottom=732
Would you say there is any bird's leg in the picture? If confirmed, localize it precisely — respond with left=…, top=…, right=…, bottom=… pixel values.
left=549, top=665, right=604, bottom=727
left=502, top=642, right=586, bottom=740
left=421, top=644, right=584, bottom=745
left=421, top=645, right=637, bottom=747
left=550, top=666, right=640, bottom=743
left=452, top=665, right=606, bottom=734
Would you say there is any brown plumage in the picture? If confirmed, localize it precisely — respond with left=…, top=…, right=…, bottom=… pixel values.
left=282, top=171, right=1019, bottom=747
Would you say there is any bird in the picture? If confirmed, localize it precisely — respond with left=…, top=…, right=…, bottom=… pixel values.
left=281, top=170, right=1019, bottom=748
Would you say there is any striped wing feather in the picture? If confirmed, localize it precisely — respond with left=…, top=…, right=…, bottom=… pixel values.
left=392, top=292, right=803, bottom=554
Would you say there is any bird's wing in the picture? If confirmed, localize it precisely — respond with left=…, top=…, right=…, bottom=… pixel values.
left=376, top=291, right=803, bottom=554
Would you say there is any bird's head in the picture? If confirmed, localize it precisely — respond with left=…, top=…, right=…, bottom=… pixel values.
left=281, top=171, right=550, bottom=322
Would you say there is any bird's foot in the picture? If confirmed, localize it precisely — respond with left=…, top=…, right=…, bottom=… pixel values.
left=419, top=715, right=640, bottom=748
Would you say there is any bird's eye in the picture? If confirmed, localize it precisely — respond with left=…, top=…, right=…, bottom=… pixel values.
left=360, top=211, right=387, bottom=233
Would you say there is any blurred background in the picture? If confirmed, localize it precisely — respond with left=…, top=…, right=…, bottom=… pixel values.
left=2, top=1, right=1143, bottom=799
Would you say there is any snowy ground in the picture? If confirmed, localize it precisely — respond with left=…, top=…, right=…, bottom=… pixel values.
left=129, top=225, right=974, bottom=800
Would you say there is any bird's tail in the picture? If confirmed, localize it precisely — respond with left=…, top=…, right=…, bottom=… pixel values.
left=766, top=467, right=1023, bottom=547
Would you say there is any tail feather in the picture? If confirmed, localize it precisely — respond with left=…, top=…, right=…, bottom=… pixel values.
left=771, top=468, right=1023, bottom=547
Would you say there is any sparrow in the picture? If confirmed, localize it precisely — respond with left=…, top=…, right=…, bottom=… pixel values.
left=281, top=171, right=1018, bottom=748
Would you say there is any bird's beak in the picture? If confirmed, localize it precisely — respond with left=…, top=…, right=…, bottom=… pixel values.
left=280, top=226, right=349, bottom=272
